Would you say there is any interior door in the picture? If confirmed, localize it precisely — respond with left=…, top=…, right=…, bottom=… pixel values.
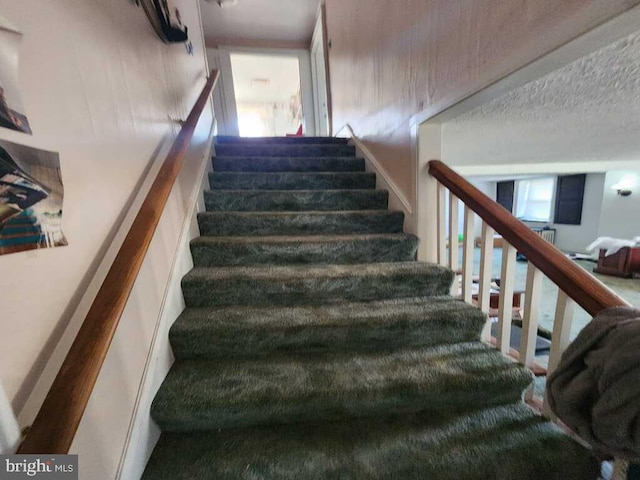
left=311, top=13, right=329, bottom=137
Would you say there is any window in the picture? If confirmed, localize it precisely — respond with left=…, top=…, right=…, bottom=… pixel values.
left=554, top=174, right=586, bottom=225
left=515, top=177, right=555, bottom=222
left=496, top=181, right=515, bottom=213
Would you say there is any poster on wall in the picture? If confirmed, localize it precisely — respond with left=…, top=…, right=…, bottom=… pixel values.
left=138, top=0, right=189, bottom=43
left=0, top=140, right=67, bottom=255
left=0, top=15, right=32, bottom=134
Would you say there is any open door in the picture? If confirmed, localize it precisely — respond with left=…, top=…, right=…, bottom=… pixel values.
left=311, top=5, right=331, bottom=137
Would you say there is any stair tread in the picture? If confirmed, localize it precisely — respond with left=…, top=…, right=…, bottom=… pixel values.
left=214, top=155, right=359, bottom=160
left=174, top=296, right=482, bottom=331
left=210, top=172, right=376, bottom=191
left=199, top=209, right=399, bottom=217
left=213, top=156, right=365, bottom=172
left=144, top=402, right=598, bottom=480
left=184, top=261, right=450, bottom=281
left=190, top=234, right=419, bottom=267
left=211, top=171, right=373, bottom=176
left=197, top=210, right=404, bottom=237
left=151, top=342, right=534, bottom=432
left=192, top=233, right=417, bottom=244
left=182, top=261, right=453, bottom=307
left=204, top=189, right=389, bottom=212
left=170, top=297, right=486, bottom=359
left=215, top=136, right=349, bottom=145
left=215, top=144, right=356, bottom=158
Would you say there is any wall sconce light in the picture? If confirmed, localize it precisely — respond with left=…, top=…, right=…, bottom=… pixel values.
left=611, top=174, right=637, bottom=197
left=214, top=0, right=239, bottom=7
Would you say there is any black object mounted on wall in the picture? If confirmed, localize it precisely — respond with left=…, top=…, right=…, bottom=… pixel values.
left=137, top=0, right=188, bottom=43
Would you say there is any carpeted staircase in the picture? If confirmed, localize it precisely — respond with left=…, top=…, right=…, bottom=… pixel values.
left=143, top=136, right=599, bottom=479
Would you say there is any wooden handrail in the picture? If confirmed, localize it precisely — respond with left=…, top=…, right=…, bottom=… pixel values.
left=428, top=160, right=629, bottom=317
left=18, top=70, right=220, bottom=454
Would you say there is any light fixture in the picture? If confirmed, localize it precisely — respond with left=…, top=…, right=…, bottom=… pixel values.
left=213, top=0, right=239, bottom=7
left=251, top=78, right=270, bottom=87
left=611, top=174, right=637, bottom=197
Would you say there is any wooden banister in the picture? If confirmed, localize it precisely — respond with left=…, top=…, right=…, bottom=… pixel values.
left=428, top=160, right=629, bottom=317
left=18, top=70, right=220, bottom=454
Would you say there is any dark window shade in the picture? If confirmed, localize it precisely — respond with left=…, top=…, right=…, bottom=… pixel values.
left=496, top=181, right=515, bottom=213
left=554, top=174, right=586, bottom=225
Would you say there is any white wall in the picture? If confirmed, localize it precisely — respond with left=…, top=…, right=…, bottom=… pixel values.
left=0, top=0, right=211, bottom=470
left=598, top=169, right=640, bottom=240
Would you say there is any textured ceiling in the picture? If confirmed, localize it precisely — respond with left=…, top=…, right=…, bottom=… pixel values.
left=443, top=29, right=640, bottom=171
left=199, top=0, right=319, bottom=48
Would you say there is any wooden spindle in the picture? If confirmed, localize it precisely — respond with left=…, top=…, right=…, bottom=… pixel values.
left=437, top=183, right=447, bottom=266
left=461, top=206, right=475, bottom=303
left=478, top=222, right=495, bottom=341
left=543, top=290, right=576, bottom=417
left=497, top=243, right=517, bottom=354
left=521, top=264, right=543, bottom=400
left=449, top=192, right=459, bottom=270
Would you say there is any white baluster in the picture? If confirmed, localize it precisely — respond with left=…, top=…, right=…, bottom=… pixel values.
left=479, top=222, right=495, bottom=342
left=497, top=243, right=517, bottom=354
left=543, top=290, right=575, bottom=417
left=448, top=192, right=459, bottom=271
left=461, top=206, right=475, bottom=303
left=521, top=264, right=543, bottom=400
left=437, top=183, right=447, bottom=266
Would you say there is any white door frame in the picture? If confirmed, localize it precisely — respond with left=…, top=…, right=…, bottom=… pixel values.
left=206, top=48, right=240, bottom=136
left=310, top=3, right=331, bottom=136
left=217, top=46, right=317, bottom=136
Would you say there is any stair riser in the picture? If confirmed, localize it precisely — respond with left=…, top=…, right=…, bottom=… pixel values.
left=197, top=211, right=404, bottom=236
left=151, top=345, right=533, bottom=432
left=170, top=311, right=485, bottom=360
left=210, top=173, right=376, bottom=191
left=145, top=403, right=599, bottom=480
left=190, top=237, right=419, bottom=267
left=182, top=269, right=454, bottom=308
left=213, top=156, right=365, bottom=172
left=216, top=136, right=349, bottom=145
left=154, top=389, right=528, bottom=433
left=204, top=190, right=389, bottom=212
left=215, top=144, right=356, bottom=157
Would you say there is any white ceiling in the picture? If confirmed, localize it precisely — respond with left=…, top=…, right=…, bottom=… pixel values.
left=230, top=53, right=300, bottom=103
left=443, top=29, right=640, bottom=173
left=199, top=0, right=319, bottom=48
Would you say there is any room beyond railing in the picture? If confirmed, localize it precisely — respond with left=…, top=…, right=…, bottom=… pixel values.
left=427, top=160, right=630, bottom=412
left=18, top=70, right=220, bottom=454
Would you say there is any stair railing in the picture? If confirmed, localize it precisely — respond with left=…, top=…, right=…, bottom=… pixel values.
left=17, top=70, right=220, bottom=454
left=427, top=160, right=630, bottom=413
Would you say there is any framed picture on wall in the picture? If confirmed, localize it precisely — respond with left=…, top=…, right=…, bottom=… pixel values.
left=0, top=140, right=67, bottom=255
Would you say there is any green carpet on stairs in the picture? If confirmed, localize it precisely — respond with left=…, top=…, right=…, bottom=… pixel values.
left=143, top=136, right=599, bottom=479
